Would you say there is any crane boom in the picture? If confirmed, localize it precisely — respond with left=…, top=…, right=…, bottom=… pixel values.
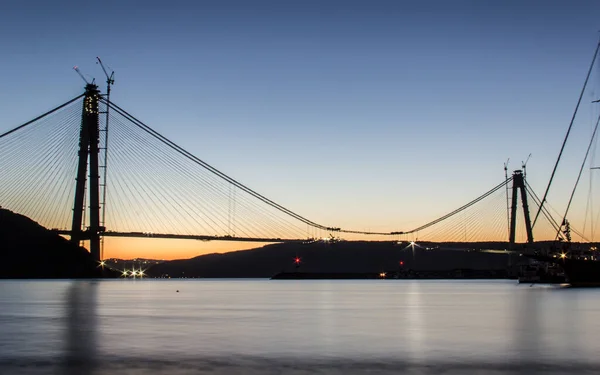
left=73, top=66, right=89, bottom=84
left=96, top=57, right=114, bottom=84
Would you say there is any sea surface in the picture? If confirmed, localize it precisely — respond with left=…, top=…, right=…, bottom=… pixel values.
left=0, top=279, right=599, bottom=375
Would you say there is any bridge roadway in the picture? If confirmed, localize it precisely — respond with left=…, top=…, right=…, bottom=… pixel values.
left=51, top=229, right=534, bottom=254
left=51, top=230, right=307, bottom=243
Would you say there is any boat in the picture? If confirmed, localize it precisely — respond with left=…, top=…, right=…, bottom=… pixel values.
left=517, top=261, right=566, bottom=284
left=527, top=249, right=600, bottom=286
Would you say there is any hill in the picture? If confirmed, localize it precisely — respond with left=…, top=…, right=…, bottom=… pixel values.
left=147, top=241, right=519, bottom=278
left=0, top=208, right=117, bottom=278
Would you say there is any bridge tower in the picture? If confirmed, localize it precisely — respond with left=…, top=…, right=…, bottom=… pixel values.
left=70, top=84, right=103, bottom=262
left=509, top=170, right=534, bottom=244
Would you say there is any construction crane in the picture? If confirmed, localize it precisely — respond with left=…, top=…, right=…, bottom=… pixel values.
left=73, top=66, right=94, bottom=85
left=95, top=57, right=115, bottom=263
left=96, top=57, right=115, bottom=94
left=503, top=158, right=510, bottom=242
left=522, top=153, right=531, bottom=179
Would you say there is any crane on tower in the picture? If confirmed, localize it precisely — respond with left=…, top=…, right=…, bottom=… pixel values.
left=73, top=66, right=95, bottom=85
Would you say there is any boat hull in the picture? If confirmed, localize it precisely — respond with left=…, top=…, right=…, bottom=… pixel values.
left=527, top=254, right=600, bottom=287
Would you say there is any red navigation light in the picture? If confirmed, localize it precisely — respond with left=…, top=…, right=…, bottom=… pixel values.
left=294, top=257, right=301, bottom=265
left=399, top=261, right=404, bottom=266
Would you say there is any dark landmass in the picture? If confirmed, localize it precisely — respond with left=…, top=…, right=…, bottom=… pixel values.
left=0, top=208, right=119, bottom=278
left=271, top=272, right=383, bottom=279
left=2, top=208, right=580, bottom=280
left=147, top=241, right=532, bottom=278
left=271, top=269, right=510, bottom=280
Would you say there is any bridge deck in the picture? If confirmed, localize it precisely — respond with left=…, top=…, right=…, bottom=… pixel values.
left=52, top=230, right=307, bottom=243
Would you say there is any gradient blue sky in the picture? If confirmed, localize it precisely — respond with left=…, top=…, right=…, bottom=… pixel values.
left=2, top=1, right=600, bottom=256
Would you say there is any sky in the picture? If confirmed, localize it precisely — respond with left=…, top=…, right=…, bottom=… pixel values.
left=1, top=0, right=600, bottom=259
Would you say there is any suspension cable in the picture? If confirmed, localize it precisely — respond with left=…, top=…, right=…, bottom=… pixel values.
left=102, top=99, right=397, bottom=235
left=524, top=181, right=564, bottom=238
left=402, top=177, right=512, bottom=234
left=0, top=94, right=84, bottom=139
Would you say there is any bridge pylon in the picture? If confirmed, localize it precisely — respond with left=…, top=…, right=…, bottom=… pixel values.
left=70, top=84, right=103, bottom=262
left=509, top=170, right=534, bottom=244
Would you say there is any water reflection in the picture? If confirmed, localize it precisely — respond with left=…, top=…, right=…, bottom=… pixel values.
left=405, top=281, right=424, bottom=364
left=558, top=288, right=582, bottom=356
left=63, top=281, right=98, bottom=375
left=0, top=280, right=599, bottom=375
left=512, top=287, right=543, bottom=372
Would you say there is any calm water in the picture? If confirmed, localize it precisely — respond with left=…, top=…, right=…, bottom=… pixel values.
left=0, top=280, right=599, bottom=374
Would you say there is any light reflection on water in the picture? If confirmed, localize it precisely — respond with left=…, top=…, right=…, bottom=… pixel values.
left=0, top=279, right=599, bottom=374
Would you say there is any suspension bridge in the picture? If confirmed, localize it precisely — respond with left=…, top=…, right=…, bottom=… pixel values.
left=0, top=83, right=582, bottom=262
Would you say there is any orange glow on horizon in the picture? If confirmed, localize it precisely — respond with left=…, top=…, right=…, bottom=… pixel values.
left=101, top=237, right=271, bottom=260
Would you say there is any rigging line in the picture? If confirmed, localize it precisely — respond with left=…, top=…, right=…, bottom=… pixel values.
left=109, top=129, right=192, bottom=234
left=528, top=181, right=566, bottom=222
left=0, top=95, right=84, bottom=139
left=530, top=196, right=562, bottom=238
left=108, top=150, right=165, bottom=233
left=131, top=135, right=369, bottom=238
left=531, top=197, right=565, bottom=241
left=30, top=139, right=73, bottom=223
left=104, top=99, right=391, bottom=235
left=2, top=99, right=81, bottom=143
left=464, top=193, right=506, bottom=241
left=524, top=182, right=563, bottom=235
left=570, top=225, right=590, bottom=242
left=2, top=120, right=75, bottom=212
left=37, top=163, right=69, bottom=227
left=108, top=120, right=214, bottom=234
left=403, top=178, right=512, bottom=234
left=48, top=163, right=78, bottom=228
left=439, top=191, right=505, bottom=242
left=106, top=132, right=166, bottom=232
left=2, top=147, right=77, bottom=218
left=104, top=190, right=126, bottom=233
left=231, top=198, right=301, bottom=238
left=113, top=118, right=259, bottom=236
left=426, top=190, right=501, bottom=239
left=488, top=201, right=507, bottom=241
left=439, top=192, right=502, bottom=242
left=112, top=120, right=246, bottom=235
left=104, top=184, right=133, bottom=233
left=102, top=99, right=330, bottom=230
left=583, top=96, right=598, bottom=238
left=555, top=111, right=600, bottom=240
left=0, top=104, right=81, bottom=167
left=593, top=204, right=600, bottom=242
left=533, top=39, right=600, bottom=228
left=120, top=138, right=242, bottom=237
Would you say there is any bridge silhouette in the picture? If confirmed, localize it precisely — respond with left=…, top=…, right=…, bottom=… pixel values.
left=0, top=84, right=572, bottom=262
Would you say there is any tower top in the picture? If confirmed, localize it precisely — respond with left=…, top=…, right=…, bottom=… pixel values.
left=84, top=83, right=100, bottom=95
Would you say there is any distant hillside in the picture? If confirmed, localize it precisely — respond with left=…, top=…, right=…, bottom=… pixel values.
left=147, top=241, right=519, bottom=278
left=0, top=208, right=117, bottom=278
